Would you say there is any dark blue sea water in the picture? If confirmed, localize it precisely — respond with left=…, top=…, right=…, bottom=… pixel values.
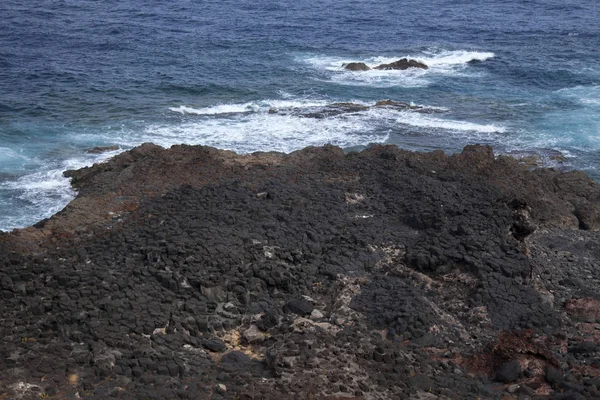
left=1, top=0, right=599, bottom=231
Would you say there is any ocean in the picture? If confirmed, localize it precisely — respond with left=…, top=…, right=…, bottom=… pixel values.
left=0, top=0, right=599, bottom=231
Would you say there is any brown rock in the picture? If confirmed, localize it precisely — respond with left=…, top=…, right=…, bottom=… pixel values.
left=550, top=154, right=567, bottom=163
left=518, top=155, right=540, bottom=168
left=565, top=298, right=600, bottom=322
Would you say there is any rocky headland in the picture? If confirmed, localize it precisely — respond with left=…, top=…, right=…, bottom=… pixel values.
left=1, top=143, right=600, bottom=399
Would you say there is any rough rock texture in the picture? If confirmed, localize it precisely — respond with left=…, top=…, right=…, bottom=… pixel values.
left=267, top=100, right=440, bottom=119
left=1, top=143, right=600, bottom=399
left=374, top=58, right=428, bottom=70
left=87, top=145, right=120, bottom=154
left=344, top=62, right=371, bottom=71
left=342, top=59, right=429, bottom=71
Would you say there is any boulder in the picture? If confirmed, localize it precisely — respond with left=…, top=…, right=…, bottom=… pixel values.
left=495, top=360, right=521, bottom=383
left=243, top=325, right=266, bottom=343
left=221, top=351, right=250, bottom=365
left=374, top=58, right=428, bottom=70
left=284, top=298, right=314, bottom=316
left=202, top=338, right=226, bottom=352
left=344, top=62, right=370, bottom=71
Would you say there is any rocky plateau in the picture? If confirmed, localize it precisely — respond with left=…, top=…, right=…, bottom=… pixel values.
left=1, top=143, right=600, bottom=399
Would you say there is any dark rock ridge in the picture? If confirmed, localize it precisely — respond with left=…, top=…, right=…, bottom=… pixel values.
left=343, top=58, right=429, bottom=71
left=268, top=102, right=370, bottom=118
left=1, top=143, right=600, bottom=399
left=268, top=100, right=442, bottom=118
left=373, top=58, right=429, bottom=70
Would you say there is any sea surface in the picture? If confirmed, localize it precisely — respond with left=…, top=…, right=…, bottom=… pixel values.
left=1, top=0, right=599, bottom=231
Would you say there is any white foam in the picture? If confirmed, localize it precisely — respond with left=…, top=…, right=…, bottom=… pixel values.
left=123, top=101, right=507, bottom=157
left=556, top=85, right=600, bottom=106
left=300, top=49, right=494, bottom=87
left=0, top=150, right=118, bottom=231
left=0, top=94, right=508, bottom=231
left=394, top=111, right=506, bottom=134
left=0, top=147, right=15, bottom=157
left=302, top=50, right=495, bottom=70
left=331, top=69, right=430, bottom=88
left=146, top=107, right=388, bottom=153
left=169, top=99, right=331, bottom=116
left=417, top=50, right=495, bottom=66
left=0, top=147, right=28, bottom=163
left=170, top=104, right=259, bottom=115
left=544, top=86, right=600, bottom=148
left=162, top=100, right=504, bottom=154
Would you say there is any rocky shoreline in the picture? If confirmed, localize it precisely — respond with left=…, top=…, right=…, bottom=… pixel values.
left=1, top=143, right=600, bottom=399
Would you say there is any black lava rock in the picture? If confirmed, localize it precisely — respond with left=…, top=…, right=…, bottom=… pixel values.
left=257, top=309, right=279, bottom=331
left=202, top=338, right=226, bottom=352
left=568, top=341, right=600, bottom=354
left=221, top=351, right=251, bottom=370
left=283, top=299, right=314, bottom=316
left=546, top=366, right=565, bottom=384
left=408, top=374, right=434, bottom=391
left=495, top=360, right=521, bottom=383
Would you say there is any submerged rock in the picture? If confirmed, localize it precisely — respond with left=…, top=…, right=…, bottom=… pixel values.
left=271, top=102, right=369, bottom=118
left=284, top=298, right=314, bottom=316
left=267, top=100, right=442, bottom=119
left=495, top=360, right=521, bottom=383
left=87, top=145, right=120, bottom=154
left=375, top=99, right=412, bottom=108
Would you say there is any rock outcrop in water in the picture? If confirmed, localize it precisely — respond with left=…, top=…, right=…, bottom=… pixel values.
left=374, top=58, right=428, bottom=70
left=267, top=100, right=441, bottom=118
left=268, top=102, right=370, bottom=118
left=343, top=59, right=428, bottom=71
left=343, top=62, right=371, bottom=71
left=1, top=144, right=600, bottom=399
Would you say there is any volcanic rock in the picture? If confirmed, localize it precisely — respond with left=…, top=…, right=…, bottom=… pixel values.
left=568, top=341, right=600, bottom=354
left=375, top=99, right=412, bottom=108
left=374, top=58, right=428, bottom=70
left=545, top=367, right=565, bottom=384
left=495, top=360, right=521, bottom=383
left=1, top=143, right=600, bottom=399
left=284, top=298, right=315, bottom=316
left=203, top=338, right=226, bottom=352
left=86, top=145, right=120, bottom=154
left=221, top=351, right=251, bottom=367
left=243, top=325, right=266, bottom=343
left=344, top=62, right=371, bottom=71
left=274, top=102, right=369, bottom=119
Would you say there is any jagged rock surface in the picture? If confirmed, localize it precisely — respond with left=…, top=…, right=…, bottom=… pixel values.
left=344, top=62, right=371, bottom=71
left=374, top=58, right=428, bottom=70
left=1, top=144, right=600, bottom=399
